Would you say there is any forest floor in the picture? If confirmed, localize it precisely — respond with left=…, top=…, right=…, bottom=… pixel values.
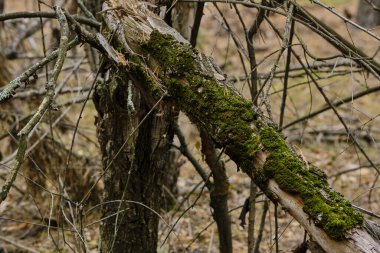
left=0, top=0, right=379, bottom=252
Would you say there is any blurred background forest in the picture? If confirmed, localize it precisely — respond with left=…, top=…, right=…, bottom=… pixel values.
left=0, top=0, right=379, bottom=252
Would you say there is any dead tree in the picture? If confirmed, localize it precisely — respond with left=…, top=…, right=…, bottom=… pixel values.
left=0, top=0, right=380, bottom=252
left=97, top=0, right=380, bottom=252
left=92, top=1, right=178, bottom=252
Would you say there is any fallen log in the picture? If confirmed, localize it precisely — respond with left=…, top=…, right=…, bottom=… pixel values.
left=100, top=0, right=380, bottom=252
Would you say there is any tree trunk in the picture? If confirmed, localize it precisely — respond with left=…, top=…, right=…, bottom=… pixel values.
left=100, top=1, right=380, bottom=252
left=91, top=0, right=177, bottom=251
left=93, top=72, right=175, bottom=252
left=357, top=0, right=380, bottom=28
left=200, top=130, right=233, bottom=253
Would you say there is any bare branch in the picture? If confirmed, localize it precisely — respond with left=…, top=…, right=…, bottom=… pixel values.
left=0, top=6, right=70, bottom=204
left=0, top=11, right=100, bottom=28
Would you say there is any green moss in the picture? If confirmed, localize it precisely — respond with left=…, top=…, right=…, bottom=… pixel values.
left=100, top=23, right=112, bottom=41
left=260, top=127, right=363, bottom=240
left=141, top=30, right=260, bottom=171
left=141, top=31, right=196, bottom=75
left=139, top=29, right=363, bottom=241
left=136, top=29, right=366, bottom=241
left=128, top=55, right=161, bottom=98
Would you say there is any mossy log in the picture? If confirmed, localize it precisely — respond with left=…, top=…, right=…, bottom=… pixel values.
left=101, top=0, right=380, bottom=252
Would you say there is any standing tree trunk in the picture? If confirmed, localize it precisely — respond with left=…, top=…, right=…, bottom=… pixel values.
left=92, top=1, right=195, bottom=248
left=94, top=70, right=175, bottom=252
left=200, top=130, right=233, bottom=253
left=357, top=0, right=380, bottom=28
left=93, top=1, right=176, bottom=252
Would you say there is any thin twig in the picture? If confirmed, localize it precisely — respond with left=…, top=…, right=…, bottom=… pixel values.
left=310, top=0, right=380, bottom=41
left=248, top=182, right=257, bottom=253
left=267, top=17, right=380, bottom=177
left=283, top=85, right=380, bottom=129
left=253, top=199, right=269, bottom=253
left=0, top=11, right=100, bottom=28
left=259, top=2, right=294, bottom=108
left=274, top=203, right=279, bottom=253
left=0, top=6, right=70, bottom=204
left=279, top=4, right=295, bottom=128
left=190, top=2, right=205, bottom=47
left=0, top=235, right=39, bottom=253
left=0, top=39, right=79, bottom=102
left=74, top=0, right=96, bottom=20
left=173, top=124, right=211, bottom=187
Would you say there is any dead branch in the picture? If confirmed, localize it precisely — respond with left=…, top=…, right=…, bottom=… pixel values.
left=98, top=0, right=380, bottom=252
left=0, top=6, right=69, bottom=204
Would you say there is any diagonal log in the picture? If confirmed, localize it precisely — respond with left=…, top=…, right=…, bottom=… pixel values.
left=101, top=0, right=380, bottom=252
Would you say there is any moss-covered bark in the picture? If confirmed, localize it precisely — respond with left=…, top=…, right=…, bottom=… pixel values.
left=142, top=31, right=261, bottom=172
left=260, top=127, right=363, bottom=240
left=132, top=30, right=363, bottom=241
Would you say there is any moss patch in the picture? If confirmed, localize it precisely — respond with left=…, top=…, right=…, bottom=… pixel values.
left=128, top=55, right=162, bottom=98
left=141, top=30, right=260, bottom=171
left=260, top=127, right=363, bottom=240
left=142, top=32, right=195, bottom=75
left=139, top=30, right=363, bottom=241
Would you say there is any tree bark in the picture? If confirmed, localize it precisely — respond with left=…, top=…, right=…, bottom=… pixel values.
left=200, top=130, right=232, bottom=253
left=100, top=1, right=380, bottom=252
left=357, top=0, right=380, bottom=28
left=94, top=72, right=175, bottom=252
